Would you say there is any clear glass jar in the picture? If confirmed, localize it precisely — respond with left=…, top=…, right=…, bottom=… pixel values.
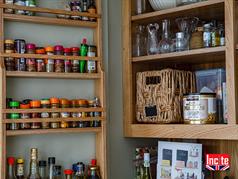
left=45, top=46, right=55, bottom=72
left=4, top=39, right=15, bottom=71
left=176, top=32, right=187, bottom=52
left=159, top=19, right=172, bottom=54
left=64, top=48, right=72, bottom=73
left=87, top=45, right=97, bottom=73
left=70, top=100, right=79, bottom=128
left=41, top=99, right=50, bottom=129
left=135, top=0, right=147, bottom=15
left=147, top=23, right=160, bottom=55
left=133, top=25, right=147, bottom=57
left=9, top=101, right=20, bottom=130
left=30, top=100, right=41, bottom=129
left=14, top=0, right=25, bottom=15
left=20, top=103, right=31, bottom=129
left=53, top=165, right=62, bottom=179
left=54, top=45, right=64, bottom=73
left=50, top=98, right=60, bottom=129
left=218, top=23, right=225, bottom=46
left=60, top=98, right=70, bottom=128
left=26, top=43, right=36, bottom=72
left=203, top=23, right=211, bottom=48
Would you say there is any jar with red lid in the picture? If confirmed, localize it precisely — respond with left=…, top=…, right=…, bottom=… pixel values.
left=64, top=48, right=72, bottom=73
left=54, top=45, right=64, bottom=73
left=26, top=43, right=36, bottom=72
left=30, top=100, right=41, bottom=129
left=36, top=48, right=46, bottom=72
left=20, top=103, right=31, bottom=129
left=45, top=46, right=55, bottom=72
left=71, top=47, right=80, bottom=73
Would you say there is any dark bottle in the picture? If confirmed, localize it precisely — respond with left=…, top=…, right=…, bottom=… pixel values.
left=87, top=166, right=100, bottom=179
left=16, top=158, right=25, bottom=179
left=27, top=148, right=41, bottom=179
left=48, top=157, right=56, bottom=179
left=7, top=157, right=16, bottom=179
left=88, top=0, right=96, bottom=22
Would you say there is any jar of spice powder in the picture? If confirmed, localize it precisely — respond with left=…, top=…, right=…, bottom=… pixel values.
left=26, top=43, right=36, bottom=72
left=60, top=98, right=70, bottom=128
left=36, top=48, right=46, bottom=72
left=64, top=48, right=72, bottom=73
left=9, top=101, right=20, bottom=130
left=77, top=99, right=88, bottom=128
left=4, top=39, right=15, bottom=71
left=41, top=99, right=50, bottom=129
left=71, top=47, right=80, bottom=73
left=45, top=46, right=55, bottom=72
left=87, top=45, right=97, bottom=73
left=70, top=99, right=78, bottom=128
left=20, top=103, right=31, bottom=129
left=50, top=97, right=60, bottom=129
left=30, top=100, right=41, bottom=129
left=54, top=45, right=64, bottom=73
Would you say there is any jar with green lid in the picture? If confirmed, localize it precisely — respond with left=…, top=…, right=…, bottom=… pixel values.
left=9, top=101, right=20, bottom=130
left=41, top=99, right=50, bottom=129
left=60, top=99, right=70, bottom=128
left=4, top=39, right=15, bottom=71
left=50, top=98, right=60, bottom=129
left=70, top=100, right=78, bottom=128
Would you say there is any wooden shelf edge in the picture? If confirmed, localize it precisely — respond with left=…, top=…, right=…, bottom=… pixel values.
left=6, top=71, right=101, bottom=79
left=6, top=127, right=102, bottom=136
left=131, top=0, right=224, bottom=21
left=127, top=124, right=238, bottom=140
left=0, top=4, right=101, bottom=18
left=3, top=13, right=98, bottom=28
left=132, top=46, right=225, bottom=62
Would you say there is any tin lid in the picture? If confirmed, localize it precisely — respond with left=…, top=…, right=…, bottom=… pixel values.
left=36, top=48, right=45, bottom=54
left=71, top=99, right=78, bottom=107
left=64, top=169, right=73, bottom=175
left=17, top=158, right=24, bottom=164
left=20, top=103, right=30, bottom=109
left=45, top=46, right=54, bottom=52
left=7, top=157, right=15, bottom=165
left=5, top=39, right=14, bottom=44
left=14, top=39, right=25, bottom=42
left=9, top=101, right=20, bottom=108
left=54, top=45, right=64, bottom=51
left=26, top=43, right=36, bottom=50
left=30, top=100, right=41, bottom=108
left=50, top=97, right=59, bottom=104
left=91, top=159, right=97, bottom=166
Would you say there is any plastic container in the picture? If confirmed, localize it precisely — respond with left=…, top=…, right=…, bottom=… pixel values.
left=41, top=99, right=50, bottom=129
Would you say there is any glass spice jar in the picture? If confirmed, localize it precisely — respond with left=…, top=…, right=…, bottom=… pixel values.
left=5, top=0, right=14, bottom=14
left=9, top=101, right=20, bottom=130
left=20, top=103, right=31, bottom=129
left=87, top=45, right=97, bottom=73
left=45, top=46, right=55, bottom=72
left=64, top=48, right=72, bottom=73
left=71, top=47, right=80, bottom=73
left=14, top=39, right=26, bottom=71
left=4, top=39, right=15, bottom=71
left=54, top=45, right=64, bottom=73
left=26, top=43, right=36, bottom=72
left=93, top=97, right=101, bottom=127
left=60, top=98, right=70, bottom=128
left=41, top=99, right=50, bottom=129
left=30, top=100, right=41, bottom=129
left=70, top=99, right=78, bottom=128
left=36, top=48, right=46, bottom=72
left=77, top=99, right=88, bottom=128
left=50, top=97, right=60, bottom=129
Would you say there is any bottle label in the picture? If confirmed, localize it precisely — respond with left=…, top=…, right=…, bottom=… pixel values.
left=220, top=37, right=225, bottom=46
left=87, top=60, right=96, bottom=71
left=17, top=164, right=24, bottom=176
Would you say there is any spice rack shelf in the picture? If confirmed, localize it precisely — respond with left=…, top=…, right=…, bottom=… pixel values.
left=0, top=0, right=106, bottom=178
left=132, top=46, right=225, bottom=63
left=6, top=127, right=102, bottom=136
left=6, top=71, right=101, bottom=79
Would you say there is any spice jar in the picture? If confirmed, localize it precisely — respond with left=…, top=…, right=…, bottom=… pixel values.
left=50, top=97, right=60, bottom=129
left=78, top=99, right=88, bottom=128
left=54, top=45, right=64, bottom=73
left=5, top=0, right=14, bottom=14
left=190, top=27, right=203, bottom=49
left=14, top=39, right=26, bottom=71
left=64, top=169, right=73, bottom=179
left=9, top=101, right=20, bottom=130
left=88, top=0, right=96, bottom=22
left=64, top=48, right=72, bottom=73
left=41, top=99, right=50, bottom=129
left=87, top=45, right=97, bottom=73
left=71, top=47, right=80, bottom=73
left=70, top=100, right=78, bottom=128
left=36, top=48, right=46, bottom=72
left=20, top=103, right=31, bottom=129
left=14, top=0, right=25, bottom=15
left=4, top=39, right=15, bottom=71
left=30, top=100, right=41, bottom=129
left=69, top=0, right=82, bottom=20
left=203, top=23, right=211, bottom=48
left=45, top=46, right=55, bottom=72
left=26, top=43, right=36, bottom=72
left=60, top=98, right=70, bottom=128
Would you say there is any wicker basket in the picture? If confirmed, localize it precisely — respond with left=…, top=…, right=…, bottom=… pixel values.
left=136, top=69, right=196, bottom=123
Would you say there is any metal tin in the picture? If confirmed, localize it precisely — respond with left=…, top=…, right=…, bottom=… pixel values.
left=183, top=93, right=217, bottom=124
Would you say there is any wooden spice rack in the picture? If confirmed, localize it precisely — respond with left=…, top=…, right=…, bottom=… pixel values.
left=123, top=0, right=238, bottom=178
left=0, top=1, right=107, bottom=179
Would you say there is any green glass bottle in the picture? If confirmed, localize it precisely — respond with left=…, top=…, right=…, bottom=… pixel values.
left=80, top=38, right=88, bottom=73
left=142, top=152, right=152, bottom=179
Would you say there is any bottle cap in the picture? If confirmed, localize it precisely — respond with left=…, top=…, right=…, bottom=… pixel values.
left=77, top=99, right=88, bottom=106
left=39, top=160, right=47, bottom=167
left=64, top=48, right=71, bottom=53
left=54, top=45, right=64, bottom=51
left=20, top=103, right=30, bottom=109
left=36, top=48, right=45, bottom=54
left=30, top=100, right=41, bottom=108
left=7, top=157, right=15, bottom=165
left=91, top=159, right=97, bottom=166
left=70, top=47, right=80, bottom=52
left=26, top=43, right=36, bottom=50
left=48, top=157, right=56, bottom=164
left=176, top=32, right=184, bottom=39
left=17, top=158, right=24, bottom=164
left=22, top=99, right=32, bottom=104
left=82, top=38, right=87, bottom=44
left=64, top=169, right=73, bottom=175
left=45, top=46, right=54, bottom=52
left=9, top=101, right=20, bottom=108
left=50, top=97, right=59, bottom=104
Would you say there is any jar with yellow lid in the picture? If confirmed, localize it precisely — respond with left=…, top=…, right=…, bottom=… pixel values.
left=41, top=99, right=50, bottom=129
left=60, top=98, right=70, bottom=128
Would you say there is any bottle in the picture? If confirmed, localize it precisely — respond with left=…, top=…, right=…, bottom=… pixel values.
left=75, top=163, right=85, bottom=179
left=211, top=20, right=220, bottom=47
left=39, top=160, right=47, bottom=179
left=159, top=19, right=172, bottom=54
left=80, top=38, right=88, bottom=73
left=48, top=157, right=56, bottom=179
left=218, top=23, right=225, bottom=46
left=7, top=157, right=16, bottom=179
left=176, top=32, right=186, bottom=52
left=82, top=0, right=89, bottom=21
left=27, top=148, right=41, bottom=179
left=142, top=152, right=152, bottom=179
left=203, top=23, right=211, bottom=48
left=133, top=25, right=147, bottom=57
left=64, top=169, right=73, bottom=179
left=53, top=165, right=62, bottom=179
left=16, top=158, right=25, bottom=179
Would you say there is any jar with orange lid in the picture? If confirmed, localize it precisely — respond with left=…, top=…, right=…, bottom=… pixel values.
left=60, top=98, right=70, bottom=128
left=36, top=48, right=46, bottom=72
left=45, top=46, right=55, bottom=72
left=41, top=99, right=50, bottom=129
left=4, top=39, right=15, bottom=71
left=54, top=45, right=64, bottom=73
left=70, top=99, right=78, bottom=128
left=20, top=103, right=31, bottom=129
left=30, top=100, right=41, bottom=129
left=50, top=97, right=60, bottom=129
left=77, top=99, right=88, bottom=128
